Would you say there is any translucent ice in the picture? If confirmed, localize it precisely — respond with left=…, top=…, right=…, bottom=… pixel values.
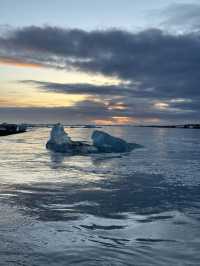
left=92, top=130, right=141, bottom=153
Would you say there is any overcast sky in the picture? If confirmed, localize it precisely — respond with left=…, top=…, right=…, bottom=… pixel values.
left=0, top=0, right=200, bottom=124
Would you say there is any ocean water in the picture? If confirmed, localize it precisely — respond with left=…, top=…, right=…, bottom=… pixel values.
left=0, top=126, right=200, bottom=266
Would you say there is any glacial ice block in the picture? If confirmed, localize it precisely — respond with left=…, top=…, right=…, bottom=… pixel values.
left=49, top=123, right=72, bottom=145
left=46, top=124, right=141, bottom=154
left=46, top=123, right=97, bottom=154
left=92, top=130, right=141, bottom=153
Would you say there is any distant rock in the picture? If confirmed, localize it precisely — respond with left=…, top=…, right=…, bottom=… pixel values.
left=0, top=123, right=27, bottom=136
left=46, top=124, right=142, bottom=154
left=92, top=130, right=141, bottom=153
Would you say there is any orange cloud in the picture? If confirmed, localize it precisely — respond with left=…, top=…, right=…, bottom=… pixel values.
left=94, top=116, right=138, bottom=125
left=93, top=119, right=115, bottom=125
left=112, top=116, right=138, bottom=124
left=108, top=104, right=127, bottom=110
left=0, top=56, right=43, bottom=68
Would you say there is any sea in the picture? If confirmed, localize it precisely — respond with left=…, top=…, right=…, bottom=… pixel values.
left=0, top=126, right=199, bottom=266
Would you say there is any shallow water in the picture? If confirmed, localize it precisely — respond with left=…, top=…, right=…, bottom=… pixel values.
left=0, top=126, right=199, bottom=265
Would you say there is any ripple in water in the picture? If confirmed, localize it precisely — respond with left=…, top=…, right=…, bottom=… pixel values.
left=0, top=127, right=200, bottom=265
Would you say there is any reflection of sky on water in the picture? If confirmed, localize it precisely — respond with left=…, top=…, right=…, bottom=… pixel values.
left=0, top=127, right=200, bottom=265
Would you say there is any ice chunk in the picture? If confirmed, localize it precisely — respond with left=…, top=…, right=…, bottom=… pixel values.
left=46, top=124, right=98, bottom=154
left=46, top=124, right=141, bottom=154
left=49, top=123, right=72, bottom=145
left=92, top=130, right=140, bottom=153
left=46, top=123, right=72, bottom=153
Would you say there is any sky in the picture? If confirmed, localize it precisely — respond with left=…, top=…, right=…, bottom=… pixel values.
left=0, top=0, right=200, bottom=124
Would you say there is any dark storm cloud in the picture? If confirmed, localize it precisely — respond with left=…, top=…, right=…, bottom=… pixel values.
left=1, top=25, right=200, bottom=122
left=0, top=101, right=130, bottom=124
left=21, top=80, right=134, bottom=97
left=169, top=99, right=200, bottom=112
left=18, top=80, right=199, bottom=124
left=1, top=102, right=198, bottom=125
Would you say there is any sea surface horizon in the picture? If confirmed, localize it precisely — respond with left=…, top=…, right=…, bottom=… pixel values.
left=0, top=126, right=199, bottom=265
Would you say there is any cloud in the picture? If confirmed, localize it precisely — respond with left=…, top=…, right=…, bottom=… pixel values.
left=0, top=103, right=131, bottom=125
left=19, top=78, right=200, bottom=121
left=1, top=25, right=200, bottom=123
left=160, top=3, right=200, bottom=32
left=21, top=80, right=134, bottom=97
left=0, top=56, right=43, bottom=68
left=15, top=80, right=199, bottom=124
left=1, top=103, right=198, bottom=125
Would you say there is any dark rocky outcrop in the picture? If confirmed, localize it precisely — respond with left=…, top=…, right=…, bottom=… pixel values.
left=0, top=123, right=27, bottom=136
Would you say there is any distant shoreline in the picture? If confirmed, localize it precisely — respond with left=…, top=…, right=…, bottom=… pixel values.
left=136, top=124, right=200, bottom=129
left=26, top=123, right=200, bottom=129
left=1, top=123, right=200, bottom=131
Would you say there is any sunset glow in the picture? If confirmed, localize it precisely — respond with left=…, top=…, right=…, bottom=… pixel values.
left=0, top=57, right=44, bottom=68
left=0, top=1, right=199, bottom=124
